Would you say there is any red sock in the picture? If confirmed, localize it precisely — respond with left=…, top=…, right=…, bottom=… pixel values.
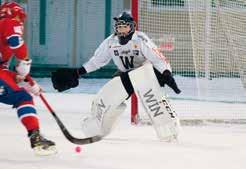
left=21, top=116, right=39, bottom=131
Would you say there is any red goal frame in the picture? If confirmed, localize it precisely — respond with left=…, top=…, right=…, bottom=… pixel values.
left=130, top=0, right=139, bottom=124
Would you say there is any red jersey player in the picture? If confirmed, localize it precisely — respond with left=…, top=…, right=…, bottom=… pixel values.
left=0, top=2, right=56, bottom=155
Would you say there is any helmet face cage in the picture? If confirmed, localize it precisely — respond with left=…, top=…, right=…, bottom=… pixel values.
left=114, top=19, right=135, bottom=37
left=0, top=2, right=26, bottom=22
left=0, top=3, right=9, bottom=18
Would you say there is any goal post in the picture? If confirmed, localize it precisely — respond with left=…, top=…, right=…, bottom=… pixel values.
left=131, top=0, right=246, bottom=123
left=131, top=0, right=139, bottom=124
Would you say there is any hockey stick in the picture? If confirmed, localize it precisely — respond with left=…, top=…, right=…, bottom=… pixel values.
left=26, top=76, right=102, bottom=145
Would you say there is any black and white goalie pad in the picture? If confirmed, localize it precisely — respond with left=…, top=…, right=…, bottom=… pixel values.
left=128, top=63, right=181, bottom=141
left=81, top=76, right=128, bottom=138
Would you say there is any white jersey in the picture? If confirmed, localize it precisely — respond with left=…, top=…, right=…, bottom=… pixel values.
left=83, top=31, right=171, bottom=74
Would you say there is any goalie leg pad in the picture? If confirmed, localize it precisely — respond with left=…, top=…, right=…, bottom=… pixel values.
left=128, top=63, right=180, bottom=141
left=100, top=103, right=126, bottom=136
left=81, top=103, right=126, bottom=137
left=81, top=77, right=128, bottom=137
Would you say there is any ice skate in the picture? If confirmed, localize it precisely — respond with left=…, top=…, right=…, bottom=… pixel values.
left=28, top=129, right=57, bottom=156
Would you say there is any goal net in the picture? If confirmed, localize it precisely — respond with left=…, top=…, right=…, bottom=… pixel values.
left=132, top=0, right=246, bottom=122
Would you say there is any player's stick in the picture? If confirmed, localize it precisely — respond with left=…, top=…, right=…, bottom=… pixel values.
left=26, top=76, right=102, bottom=145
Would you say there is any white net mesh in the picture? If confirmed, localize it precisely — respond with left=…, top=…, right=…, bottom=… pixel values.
left=188, top=0, right=246, bottom=101
left=136, top=0, right=246, bottom=120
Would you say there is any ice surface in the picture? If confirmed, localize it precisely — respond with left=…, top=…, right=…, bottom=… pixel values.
left=0, top=78, right=246, bottom=169
left=0, top=96, right=246, bottom=169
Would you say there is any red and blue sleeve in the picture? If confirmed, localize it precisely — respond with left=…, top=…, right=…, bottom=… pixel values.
left=4, top=19, right=28, bottom=60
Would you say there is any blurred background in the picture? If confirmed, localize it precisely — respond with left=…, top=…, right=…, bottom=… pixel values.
left=3, top=0, right=131, bottom=77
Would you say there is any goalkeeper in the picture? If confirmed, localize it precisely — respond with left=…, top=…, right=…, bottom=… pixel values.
left=51, top=11, right=181, bottom=141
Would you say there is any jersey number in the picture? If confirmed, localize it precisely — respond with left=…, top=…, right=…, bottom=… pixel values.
left=120, top=56, right=134, bottom=69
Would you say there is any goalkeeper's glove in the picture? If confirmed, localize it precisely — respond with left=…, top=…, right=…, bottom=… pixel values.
left=51, top=67, right=86, bottom=92
left=162, top=70, right=181, bottom=94
left=154, top=68, right=181, bottom=94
